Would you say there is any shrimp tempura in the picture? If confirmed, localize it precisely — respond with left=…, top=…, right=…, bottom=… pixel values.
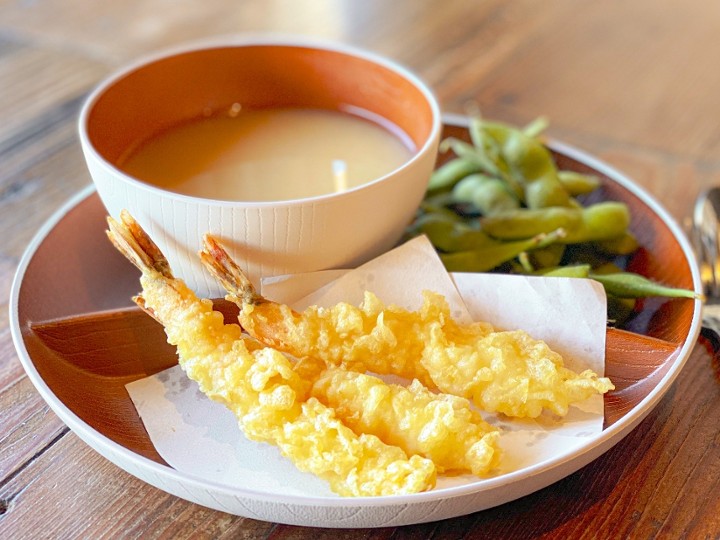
left=200, top=235, right=614, bottom=419
left=107, top=210, right=436, bottom=497
left=299, top=358, right=499, bottom=475
left=201, top=240, right=500, bottom=475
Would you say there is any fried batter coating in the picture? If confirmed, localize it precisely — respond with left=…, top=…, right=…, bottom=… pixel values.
left=316, top=369, right=499, bottom=475
left=200, top=236, right=470, bottom=388
left=201, top=236, right=613, bottom=419
left=202, top=241, right=501, bottom=475
left=294, top=357, right=499, bottom=476
left=422, top=322, right=614, bottom=418
left=107, top=211, right=436, bottom=497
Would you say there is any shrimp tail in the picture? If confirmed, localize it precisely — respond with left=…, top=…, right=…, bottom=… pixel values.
left=106, top=210, right=172, bottom=278
left=199, top=234, right=264, bottom=306
left=107, top=209, right=174, bottom=321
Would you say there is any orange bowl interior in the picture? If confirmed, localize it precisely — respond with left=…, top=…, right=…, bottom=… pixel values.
left=86, top=45, right=436, bottom=167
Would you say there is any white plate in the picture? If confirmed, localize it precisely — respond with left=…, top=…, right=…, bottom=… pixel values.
left=9, top=118, right=703, bottom=527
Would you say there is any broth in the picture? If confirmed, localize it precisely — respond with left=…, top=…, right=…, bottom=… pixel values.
left=118, top=107, right=415, bottom=202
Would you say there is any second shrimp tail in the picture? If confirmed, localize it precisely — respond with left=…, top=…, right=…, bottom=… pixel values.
left=199, top=235, right=264, bottom=306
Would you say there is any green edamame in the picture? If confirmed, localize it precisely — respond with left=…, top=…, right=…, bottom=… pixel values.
left=479, top=206, right=580, bottom=239
left=409, top=213, right=497, bottom=252
left=427, top=157, right=483, bottom=193
left=483, top=121, right=571, bottom=209
left=480, top=202, right=630, bottom=244
left=532, top=264, right=591, bottom=278
left=440, top=229, right=564, bottom=272
left=589, top=272, right=700, bottom=299
left=452, top=173, right=520, bottom=215
left=557, top=171, right=601, bottom=196
left=522, top=116, right=549, bottom=138
left=404, top=114, right=699, bottom=314
left=439, top=137, right=503, bottom=178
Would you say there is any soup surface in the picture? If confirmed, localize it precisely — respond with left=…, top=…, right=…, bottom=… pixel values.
left=118, top=107, right=415, bottom=201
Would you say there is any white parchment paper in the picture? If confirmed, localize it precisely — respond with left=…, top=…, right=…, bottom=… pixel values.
left=126, top=235, right=607, bottom=494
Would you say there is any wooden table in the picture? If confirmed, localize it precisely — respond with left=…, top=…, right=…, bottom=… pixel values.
left=2, top=1, right=720, bottom=537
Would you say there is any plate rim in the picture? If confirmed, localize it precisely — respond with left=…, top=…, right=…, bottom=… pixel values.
left=8, top=118, right=705, bottom=524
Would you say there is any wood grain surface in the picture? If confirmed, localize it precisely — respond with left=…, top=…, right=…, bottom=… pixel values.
left=2, top=1, right=720, bottom=538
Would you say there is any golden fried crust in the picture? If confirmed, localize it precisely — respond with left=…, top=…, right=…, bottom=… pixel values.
left=242, top=290, right=613, bottom=419
left=111, top=214, right=441, bottom=496
left=310, top=368, right=500, bottom=476
left=139, top=273, right=437, bottom=496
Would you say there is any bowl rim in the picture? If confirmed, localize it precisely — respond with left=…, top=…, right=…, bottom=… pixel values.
left=77, top=34, right=442, bottom=208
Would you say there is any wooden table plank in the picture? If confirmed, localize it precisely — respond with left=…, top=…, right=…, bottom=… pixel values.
left=466, top=0, right=720, bottom=158
left=0, top=377, right=67, bottom=480
left=0, top=431, right=277, bottom=539
left=0, top=43, right=104, bottom=260
left=0, top=137, right=93, bottom=258
left=0, top=39, right=107, bottom=147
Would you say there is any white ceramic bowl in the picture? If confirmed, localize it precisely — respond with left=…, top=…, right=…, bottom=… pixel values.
left=79, top=36, right=441, bottom=297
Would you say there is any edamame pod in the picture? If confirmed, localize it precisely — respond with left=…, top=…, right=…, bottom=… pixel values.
left=606, top=295, right=637, bottom=326
left=483, top=121, right=572, bottom=209
left=427, top=157, right=483, bottom=193
left=526, top=244, right=566, bottom=269
left=562, top=202, right=630, bottom=243
left=524, top=177, right=574, bottom=208
left=439, top=138, right=503, bottom=178
left=557, top=171, right=601, bottom=196
left=440, top=229, right=564, bottom=272
left=409, top=213, right=497, bottom=252
left=481, top=202, right=630, bottom=244
left=480, top=206, right=582, bottom=239
left=452, top=173, right=520, bottom=215
left=589, top=272, right=699, bottom=299
left=532, top=264, right=592, bottom=278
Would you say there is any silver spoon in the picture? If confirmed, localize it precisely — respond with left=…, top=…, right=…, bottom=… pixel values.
left=693, top=187, right=720, bottom=299
left=693, top=187, right=720, bottom=342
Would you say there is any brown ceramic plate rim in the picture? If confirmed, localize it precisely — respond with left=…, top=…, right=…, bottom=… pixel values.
left=8, top=116, right=704, bottom=524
